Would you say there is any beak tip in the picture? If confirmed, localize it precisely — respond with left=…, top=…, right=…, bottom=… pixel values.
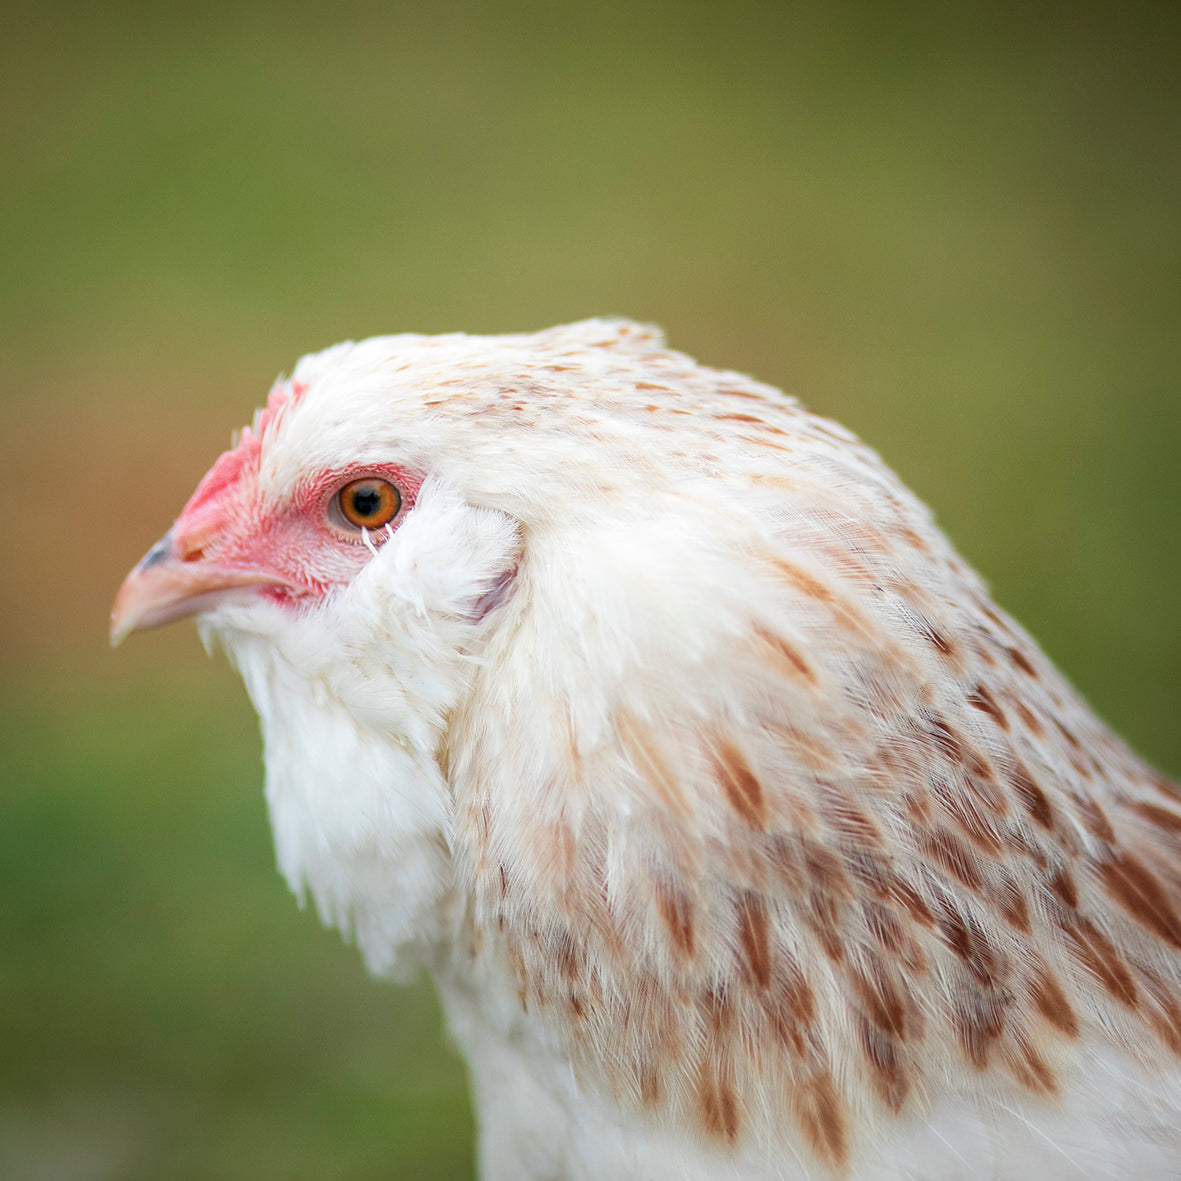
left=110, top=534, right=283, bottom=646
left=109, top=588, right=143, bottom=647
left=110, top=543, right=164, bottom=648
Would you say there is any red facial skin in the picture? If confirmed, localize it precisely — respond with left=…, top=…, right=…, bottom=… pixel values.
left=110, top=393, right=421, bottom=643
left=176, top=457, right=421, bottom=599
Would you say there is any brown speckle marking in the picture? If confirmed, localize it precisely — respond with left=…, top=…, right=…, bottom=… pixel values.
left=754, top=624, right=816, bottom=683
left=714, top=739, right=767, bottom=829
left=654, top=881, right=696, bottom=959
left=1138, top=965, right=1181, bottom=1057
left=802, top=839, right=854, bottom=899
left=919, top=621, right=956, bottom=658
left=736, top=892, right=772, bottom=988
left=825, top=797, right=883, bottom=848
left=1008, top=647, right=1038, bottom=676
left=1074, top=795, right=1116, bottom=842
left=716, top=412, right=784, bottom=433
left=1030, top=964, right=1078, bottom=1036
left=765, top=834, right=805, bottom=892
left=1007, top=1037, right=1059, bottom=1096
left=769, top=557, right=835, bottom=603
left=1011, top=764, right=1055, bottom=830
left=993, top=878, right=1032, bottom=934
left=923, top=827, right=985, bottom=890
left=762, top=960, right=817, bottom=1054
left=936, top=780, right=1003, bottom=855
left=905, top=791, right=932, bottom=827
left=1131, top=800, right=1181, bottom=839
left=851, top=960, right=909, bottom=1038
left=717, top=384, right=767, bottom=400
left=1013, top=699, right=1045, bottom=736
left=926, top=718, right=965, bottom=764
left=859, top=1018, right=910, bottom=1111
left=1098, top=850, right=1181, bottom=949
left=1065, top=918, right=1138, bottom=1006
left=955, top=989, right=1007, bottom=1067
left=967, top=685, right=1008, bottom=729
left=618, top=713, right=686, bottom=814
left=638, top=1061, right=661, bottom=1108
left=977, top=598, right=1012, bottom=635
left=699, top=1064, right=740, bottom=1144
left=1053, top=718, right=1081, bottom=749
left=805, top=892, right=848, bottom=963
left=964, top=749, right=1003, bottom=800
left=1047, top=867, right=1079, bottom=910
left=864, top=901, right=927, bottom=976
left=791, top=1073, right=849, bottom=1171
left=555, top=932, right=579, bottom=980
left=887, top=874, right=936, bottom=927
left=896, top=525, right=930, bottom=552
left=1151, top=772, right=1181, bottom=801
left=864, top=901, right=904, bottom=954
left=936, top=901, right=1002, bottom=985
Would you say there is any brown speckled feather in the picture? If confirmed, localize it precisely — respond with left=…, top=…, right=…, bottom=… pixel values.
left=439, top=323, right=1181, bottom=1171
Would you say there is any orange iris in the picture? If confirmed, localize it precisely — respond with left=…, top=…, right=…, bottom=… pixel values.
left=337, top=478, right=401, bottom=529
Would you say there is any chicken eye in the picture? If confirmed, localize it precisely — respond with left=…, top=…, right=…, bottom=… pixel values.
left=336, top=478, right=401, bottom=529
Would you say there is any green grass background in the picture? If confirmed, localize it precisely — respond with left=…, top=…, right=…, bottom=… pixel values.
left=2, top=2, right=1178, bottom=1177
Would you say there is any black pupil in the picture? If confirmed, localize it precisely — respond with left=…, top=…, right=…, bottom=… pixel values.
left=350, top=486, right=382, bottom=519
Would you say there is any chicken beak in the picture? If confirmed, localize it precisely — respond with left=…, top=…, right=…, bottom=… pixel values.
left=110, top=530, right=282, bottom=646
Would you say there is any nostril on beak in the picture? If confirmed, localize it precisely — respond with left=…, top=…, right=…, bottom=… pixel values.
left=138, top=534, right=174, bottom=570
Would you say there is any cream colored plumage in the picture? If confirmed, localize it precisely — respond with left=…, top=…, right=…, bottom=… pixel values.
left=112, top=319, right=1181, bottom=1179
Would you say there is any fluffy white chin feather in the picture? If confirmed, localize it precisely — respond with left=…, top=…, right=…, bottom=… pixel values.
left=198, top=480, right=521, bottom=977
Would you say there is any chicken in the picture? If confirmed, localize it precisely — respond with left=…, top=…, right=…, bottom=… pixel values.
left=111, top=319, right=1181, bottom=1180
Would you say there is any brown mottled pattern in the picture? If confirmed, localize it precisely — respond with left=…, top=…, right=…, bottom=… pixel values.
left=616, top=713, right=686, bottom=814
left=967, top=684, right=1009, bottom=729
left=1139, top=965, right=1181, bottom=1055
left=1048, top=867, right=1080, bottom=910
left=993, top=877, right=1033, bottom=934
left=760, top=954, right=816, bottom=1054
left=713, top=739, right=767, bottom=829
left=791, top=1074, right=849, bottom=1170
left=1099, top=850, right=1181, bottom=948
left=737, top=892, right=772, bottom=988
left=953, top=987, right=1007, bottom=1067
left=753, top=624, right=815, bottom=683
left=860, top=1017, right=910, bottom=1110
left=1006, top=1036, right=1058, bottom=1096
left=1064, top=919, right=1139, bottom=1005
left=1007, top=646, right=1038, bottom=676
left=1030, top=963, right=1079, bottom=1035
left=923, top=828, right=986, bottom=890
left=654, top=880, right=697, bottom=959
left=699, top=1061, right=741, bottom=1144
left=1132, top=800, right=1181, bottom=838
left=1011, top=763, right=1056, bottom=830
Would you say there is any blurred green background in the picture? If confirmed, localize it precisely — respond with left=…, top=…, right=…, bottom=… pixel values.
left=2, top=2, right=1178, bottom=1177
